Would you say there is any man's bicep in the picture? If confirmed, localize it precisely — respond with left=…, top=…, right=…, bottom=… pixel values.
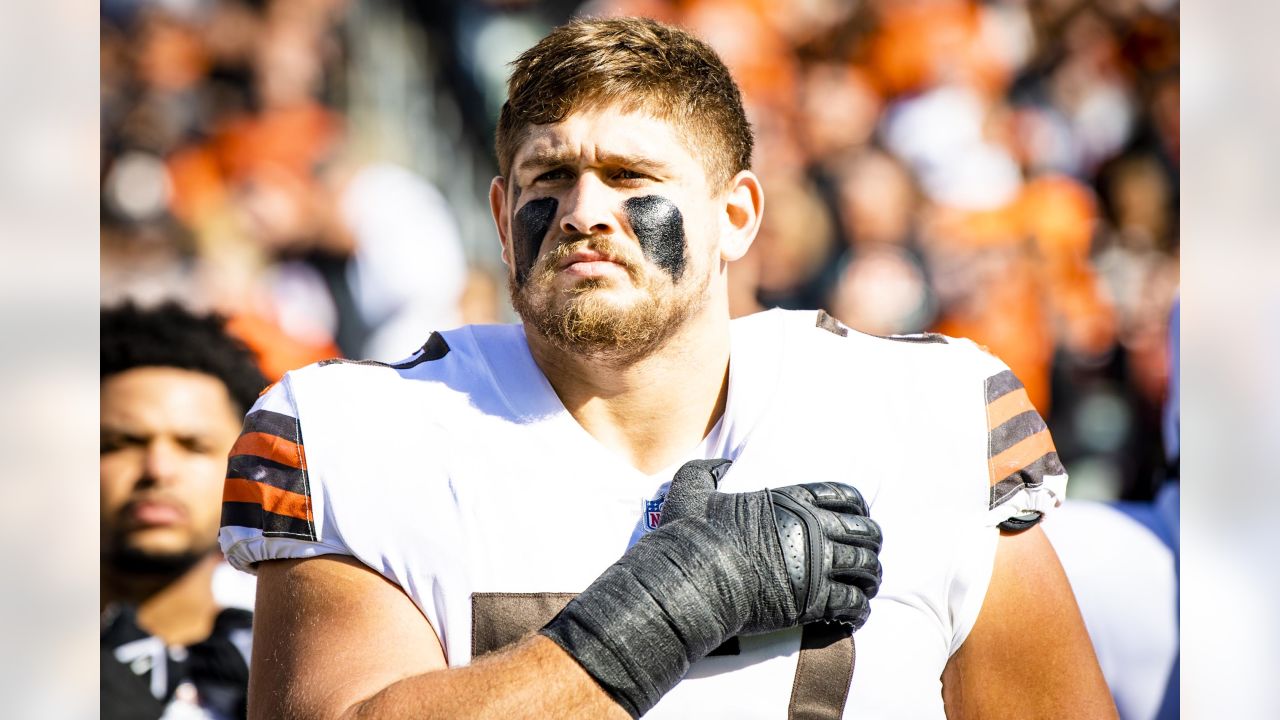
left=249, top=556, right=447, bottom=720
left=941, top=525, right=1117, bottom=720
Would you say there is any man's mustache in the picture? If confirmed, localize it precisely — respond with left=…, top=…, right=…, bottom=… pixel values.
left=538, top=234, right=646, bottom=280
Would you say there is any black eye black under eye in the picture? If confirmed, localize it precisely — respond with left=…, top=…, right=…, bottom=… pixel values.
left=513, top=197, right=558, bottom=286
left=623, top=195, right=686, bottom=280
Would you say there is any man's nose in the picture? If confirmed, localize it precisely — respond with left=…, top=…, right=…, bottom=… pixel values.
left=559, top=174, right=618, bottom=237
left=141, top=438, right=182, bottom=487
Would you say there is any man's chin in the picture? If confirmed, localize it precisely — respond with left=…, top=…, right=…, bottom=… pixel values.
left=105, top=536, right=212, bottom=577
left=525, top=294, right=666, bottom=361
left=510, top=260, right=704, bottom=364
left=563, top=283, right=649, bottom=311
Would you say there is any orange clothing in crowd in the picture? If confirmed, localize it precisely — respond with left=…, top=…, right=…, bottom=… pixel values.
left=933, top=252, right=1055, bottom=416
left=167, top=102, right=342, bottom=223
left=225, top=312, right=341, bottom=383
left=927, top=173, right=1112, bottom=416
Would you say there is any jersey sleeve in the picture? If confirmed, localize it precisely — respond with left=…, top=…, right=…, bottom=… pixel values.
left=974, top=353, right=1068, bottom=528
left=218, top=373, right=351, bottom=573
left=942, top=339, right=1071, bottom=653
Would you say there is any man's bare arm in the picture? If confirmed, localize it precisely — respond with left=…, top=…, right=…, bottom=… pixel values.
left=941, top=525, right=1118, bottom=720
left=248, top=464, right=881, bottom=719
left=248, top=556, right=626, bottom=720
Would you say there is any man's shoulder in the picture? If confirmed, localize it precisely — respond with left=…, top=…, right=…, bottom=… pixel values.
left=734, top=308, right=1003, bottom=382
left=288, top=324, right=496, bottom=379
left=222, top=323, right=523, bottom=561
left=279, top=323, right=525, bottom=402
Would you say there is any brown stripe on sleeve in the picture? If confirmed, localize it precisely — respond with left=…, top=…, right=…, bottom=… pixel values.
left=241, top=409, right=302, bottom=445
left=221, top=500, right=315, bottom=539
left=222, top=477, right=313, bottom=522
left=989, top=428, right=1058, bottom=484
left=984, top=369, right=1023, bottom=404
left=988, top=409, right=1049, bottom=457
left=229, top=432, right=305, bottom=470
left=224, top=407, right=315, bottom=539
left=986, top=387, right=1037, bottom=431
left=989, top=452, right=1067, bottom=508
left=225, top=455, right=309, bottom=496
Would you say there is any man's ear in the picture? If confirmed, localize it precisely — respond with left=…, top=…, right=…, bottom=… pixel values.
left=489, top=176, right=513, bottom=272
left=719, top=170, right=764, bottom=262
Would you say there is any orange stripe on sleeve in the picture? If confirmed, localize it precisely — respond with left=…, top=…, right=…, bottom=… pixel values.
left=986, top=388, right=1037, bottom=430
left=222, top=477, right=313, bottom=522
left=988, top=429, right=1059, bottom=485
left=229, top=431, right=305, bottom=469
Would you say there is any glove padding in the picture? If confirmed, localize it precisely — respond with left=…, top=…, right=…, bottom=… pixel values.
left=539, top=458, right=882, bottom=718
left=665, top=460, right=883, bottom=630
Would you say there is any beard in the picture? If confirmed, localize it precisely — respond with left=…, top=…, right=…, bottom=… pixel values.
left=102, top=535, right=216, bottom=578
left=510, top=234, right=709, bottom=366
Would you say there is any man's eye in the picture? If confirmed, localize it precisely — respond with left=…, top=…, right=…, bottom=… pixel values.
left=101, top=434, right=142, bottom=453
left=614, top=168, right=648, bottom=181
left=535, top=169, right=572, bottom=183
left=178, top=437, right=216, bottom=454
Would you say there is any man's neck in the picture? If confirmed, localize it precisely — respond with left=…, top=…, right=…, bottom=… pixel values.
left=102, top=554, right=222, bottom=646
left=526, top=307, right=731, bottom=475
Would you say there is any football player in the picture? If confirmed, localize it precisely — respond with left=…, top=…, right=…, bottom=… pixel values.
left=224, top=18, right=1116, bottom=719
left=101, top=302, right=266, bottom=718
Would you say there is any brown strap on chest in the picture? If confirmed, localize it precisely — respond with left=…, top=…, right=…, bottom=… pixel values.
left=787, top=622, right=854, bottom=720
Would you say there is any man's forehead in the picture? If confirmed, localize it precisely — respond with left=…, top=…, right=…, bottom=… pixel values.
left=101, top=367, right=240, bottom=430
left=512, top=107, right=699, bottom=170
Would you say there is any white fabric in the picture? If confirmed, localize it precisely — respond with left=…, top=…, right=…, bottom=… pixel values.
left=221, top=309, right=1062, bottom=718
left=210, top=560, right=256, bottom=612
left=341, top=163, right=467, bottom=361
left=1042, top=500, right=1178, bottom=720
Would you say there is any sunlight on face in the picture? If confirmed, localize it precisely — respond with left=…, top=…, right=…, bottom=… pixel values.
left=505, top=107, right=722, bottom=362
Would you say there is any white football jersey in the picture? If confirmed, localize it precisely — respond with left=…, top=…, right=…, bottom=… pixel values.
left=220, top=309, right=1066, bottom=718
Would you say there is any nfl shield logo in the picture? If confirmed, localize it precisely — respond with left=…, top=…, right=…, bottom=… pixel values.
left=644, top=496, right=665, bottom=530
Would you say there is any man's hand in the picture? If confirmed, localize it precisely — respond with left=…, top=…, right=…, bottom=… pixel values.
left=540, top=459, right=882, bottom=718
left=664, top=459, right=883, bottom=630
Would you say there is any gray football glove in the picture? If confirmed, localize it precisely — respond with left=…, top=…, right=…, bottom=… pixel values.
left=540, top=458, right=882, bottom=717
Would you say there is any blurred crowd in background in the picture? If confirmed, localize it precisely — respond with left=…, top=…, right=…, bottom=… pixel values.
left=100, top=0, right=1178, bottom=503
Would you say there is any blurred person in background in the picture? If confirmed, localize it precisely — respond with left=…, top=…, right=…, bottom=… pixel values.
left=224, top=151, right=469, bottom=362
left=825, top=147, right=935, bottom=337
left=101, top=302, right=266, bottom=720
left=1043, top=297, right=1180, bottom=720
